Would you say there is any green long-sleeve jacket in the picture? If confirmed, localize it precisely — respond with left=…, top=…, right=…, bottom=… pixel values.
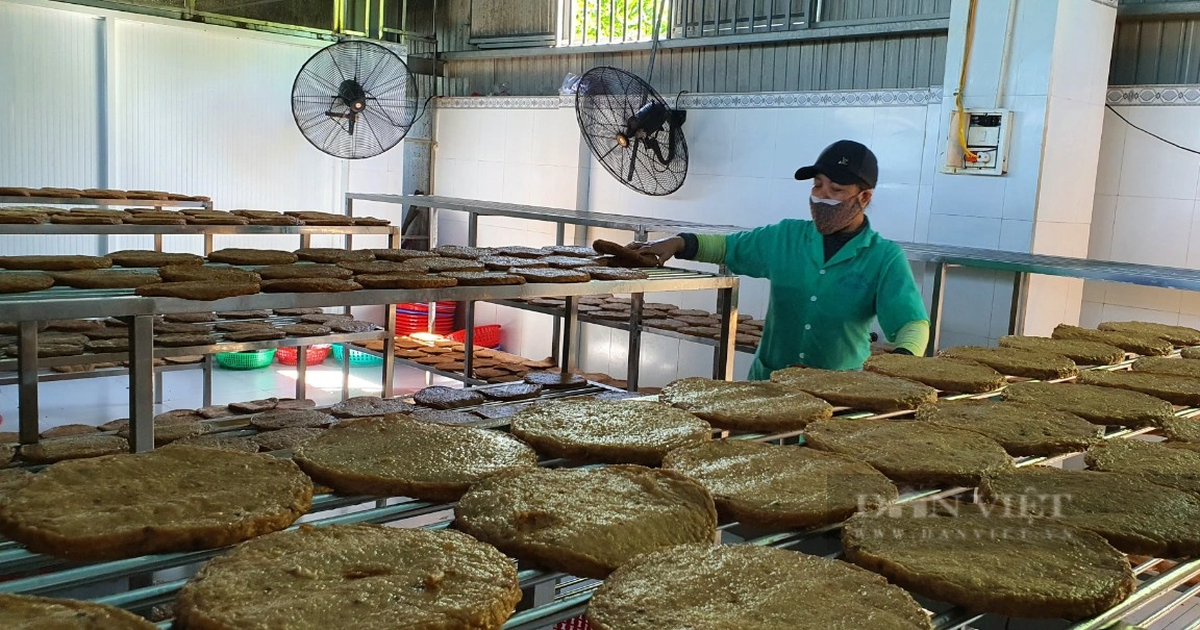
left=692, top=219, right=928, bottom=380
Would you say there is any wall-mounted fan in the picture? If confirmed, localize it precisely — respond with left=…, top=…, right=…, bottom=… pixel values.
left=574, top=4, right=688, bottom=196
left=292, top=40, right=418, bottom=159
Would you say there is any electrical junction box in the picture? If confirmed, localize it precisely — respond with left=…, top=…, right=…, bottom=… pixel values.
left=940, top=109, right=1013, bottom=176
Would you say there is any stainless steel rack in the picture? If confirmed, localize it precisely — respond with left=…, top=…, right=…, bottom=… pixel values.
left=0, top=371, right=1195, bottom=629
left=1, top=270, right=736, bottom=452
left=348, top=195, right=1200, bottom=364
left=0, top=196, right=212, bottom=209
left=345, top=193, right=744, bottom=390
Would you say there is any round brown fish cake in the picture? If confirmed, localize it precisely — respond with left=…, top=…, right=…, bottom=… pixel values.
left=335, top=259, right=409, bottom=275
left=174, top=525, right=521, bottom=630
left=456, top=465, right=717, bottom=579
left=0, top=255, right=112, bottom=271
left=1133, top=356, right=1200, bottom=379
left=40, top=424, right=99, bottom=439
left=841, top=504, right=1134, bottom=621
left=108, top=250, right=204, bottom=268
left=1053, top=324, right=1173, bottom=356
left=915, top=400, right=1103, bottom=456
left=217, top=309, right=272, bottom=319
left=981, top=467, right=1200, bottom=557
left=1164, top=416, right=1200, bottom=443
left=439, top=271, right=526, bottom=286
left=272, top=307, right=325, bottom=316
left=863, top=354, right=1007, bottom=394
left=1085, top=439, right=1200, bottom=496
left=356, top=273, right=459, bottom=289
left=1003, top=381, right=1175, bottom=428
left=576, top=266, right=648, bottom=280
left=49, top=270, right=161, bottom=289
left=400, top=257, right=486, bottom=273
left=137, top=281, right=260, bottom=300
left=154, top=333, right=216, bottom=347
left=158, top=265, right=261, bottom=283
left=663, top=440, right=897, bottom=529
left=250, top=409, right=335, bottom=431
left=998, top=335, right=1126, bottom=366
left=588, top=543, right=933, bottom=630
left=0, top=446, right=311, bottom=560
left=510, top=399, right=711, bottom=466
left=293, top=248, right=374, bottom=264
left=481, top=382, right=542, bottom=401
left=1099, top=321, right=1200, bottom=346
left=433, top=244, right=489, bottom=259
left=170, top=434, right=260, bottom=454
left=223, top=329, right=286, bottom=342
left=1078, top=370, right=1200, bottom=407
left=938, top=345, right=1079, bottom=380
left=408, top=408, right=480, bottom=425
left=660, top=377, right=832, bottom=432
left=255, top=264, right=355, bottom=280
left=206, top=248, right=297, bottom=265
left=329, top=395, right=416, bottom=418
left=17, top=434, right=130, bottom=464
left=514, top=267, right=590, bottom=283
left=479, top=255, right=549, bottom=270
left=228, top=397, right=279, bottom=414
left=328, top=320, right=377, bottom=333
left=294, top=415, right=537, bottom=501
left=1182, top=347, right=1200, bottom=360
left=804, top=418, right=1014, bottom=487
left=0, top=593, right=158, bottom=630
left=0, top=272, right=55, bottom=293
left=545, top=245, right=598, bottom=257
left=368, top=248, right=437, bottom=262
left=260, top=278, right=361, bottom=293
left=491, top=245, right=545, bottom=258
left=278, top=323, right=332, bottom=337
left=118, top=422, right=212, bottom=447
left=414, top=385, right=486, bottom=409
left=4, top=343, right=85, bottom=358
left=251, top=427, right=324, bottom=452
left=541, top=255, right=601, bottom=269
left=523, top=370, right=587, bottom=389
left=770, top=367, right=938, bottom=413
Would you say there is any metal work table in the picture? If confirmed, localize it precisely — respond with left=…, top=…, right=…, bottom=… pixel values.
left=344, top=194, right=744, bottom=390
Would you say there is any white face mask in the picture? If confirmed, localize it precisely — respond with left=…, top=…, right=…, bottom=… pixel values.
left=810, top=195, right=842, bottom=206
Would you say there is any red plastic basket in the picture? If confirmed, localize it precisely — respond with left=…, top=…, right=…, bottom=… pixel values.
left=447, top=325, right=502, bottom=349
left=397, top=302, right=457, bottom=314
left=275, top=345, right=331, bottom=366
left=555, top=617, right=591, bottom=630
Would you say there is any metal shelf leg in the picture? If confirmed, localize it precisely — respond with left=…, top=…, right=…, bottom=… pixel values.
left=714, top=286, right=738, bottom=380
left=382, top=303, right=396, bottom=398
left=561, top=296, right=578, bottom=374
left=627, top=293, right=643, bottom=392
left=17, top=321, right=39, bottom=444
left=127, top=315, right=155, bottom=452
left=296, top=346, right=308, bottom=401
left=927, top=262, right=948, bottom=356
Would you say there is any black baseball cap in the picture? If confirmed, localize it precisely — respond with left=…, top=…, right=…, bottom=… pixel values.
left=794, top=140, right=878, bottom=190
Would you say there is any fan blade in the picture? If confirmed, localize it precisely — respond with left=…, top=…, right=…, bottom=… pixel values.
left=626, top=138, right=640, bottom=182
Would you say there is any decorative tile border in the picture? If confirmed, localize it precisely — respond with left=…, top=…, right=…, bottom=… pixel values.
left=1107, top=85, right=1200, bottom=106
left=437, top=88, right=944, bottom=110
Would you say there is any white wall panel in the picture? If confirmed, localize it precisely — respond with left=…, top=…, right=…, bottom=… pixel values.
left=0, top=2, right=103, bottom=255
left=111, top=20, right=340, bottom=211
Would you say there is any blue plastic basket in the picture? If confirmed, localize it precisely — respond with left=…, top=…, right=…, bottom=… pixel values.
left=331, top=344, right=384, bottom=366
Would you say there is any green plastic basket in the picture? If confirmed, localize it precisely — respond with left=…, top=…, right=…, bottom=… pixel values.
left=331, top=344, right=384, bottom=366
left=215, top=349, right=277, bottom=370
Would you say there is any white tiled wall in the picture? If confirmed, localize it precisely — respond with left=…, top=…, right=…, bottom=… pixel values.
left=1083, top=104, right=1200, bottom=331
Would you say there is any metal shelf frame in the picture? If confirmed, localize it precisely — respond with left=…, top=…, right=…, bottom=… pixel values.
left=0, top=374, right=1194, bottom=629
left=343, top=195, right=1200, bottom=362
left=344, top=193, right=744, bottom=391
left=1, top=273, right=736, bottom=452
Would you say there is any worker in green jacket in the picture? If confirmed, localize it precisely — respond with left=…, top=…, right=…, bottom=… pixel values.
left=630, top=140, right=929, bottom=380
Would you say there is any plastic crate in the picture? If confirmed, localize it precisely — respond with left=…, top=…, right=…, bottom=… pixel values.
left=215, top=349, right=276, bottom=370
left=447, top=324, right=502, bottom=349
left=275, top=345, right=331, bottom=366
left=331, top=344, right=384, bottom=366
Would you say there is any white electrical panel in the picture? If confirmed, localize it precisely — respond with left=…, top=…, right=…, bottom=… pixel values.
left=940, top=109, right=1013, bottom=176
